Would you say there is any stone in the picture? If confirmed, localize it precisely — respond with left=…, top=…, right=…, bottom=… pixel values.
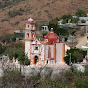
left=51, top=69, right=62, bottom=80
left=40, top=67, right=53, bottom=79
left=72, top=64, right=85, bottom=73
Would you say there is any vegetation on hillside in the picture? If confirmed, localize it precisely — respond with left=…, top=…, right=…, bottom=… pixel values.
left=1, top=65, right=88, bottom=88
left=48, top=18, right=69, bottom=36
left=0, top=32, right=30, bottom=65
left=0, top=0, right=25, bottom=9
left=5, top=40, right=30, bottom=65
left=64, top=48, right=87, bottom=65
left=8, top=8, right=24, bottom=18
left=0, top=0, right=87, bottom=36
left=75, top=9, right=86, bottom=17
left=0, top=33, right=24, bottom=43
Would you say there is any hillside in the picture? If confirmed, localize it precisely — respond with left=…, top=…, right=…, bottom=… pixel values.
left=0, top=0, right=88, bottom=35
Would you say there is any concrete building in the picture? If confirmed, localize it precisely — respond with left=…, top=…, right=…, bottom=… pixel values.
left=41, top=26, right=49, bottom=31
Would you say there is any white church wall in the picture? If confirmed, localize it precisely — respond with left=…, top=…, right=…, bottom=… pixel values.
left=25, top=41, right=30, bottom=59
left=56, top=43, right=63, bottom=63
left=31, top=45, right=34, bottom=53
left=49, top=45, right=53, bottom=58
left=41, top=45, right=45, bottom=60
left=45, top=45, right=49, bottom=59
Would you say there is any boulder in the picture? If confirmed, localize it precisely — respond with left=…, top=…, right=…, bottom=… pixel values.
left=21, top=66, right=40, bottom=77
left=51, top=69, right=62, bottom=80
left=72, top=64, right=85, bottom=73
left=40, top=67, right=53, bottom=79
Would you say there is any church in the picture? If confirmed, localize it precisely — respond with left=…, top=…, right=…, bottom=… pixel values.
left=24, top=18, right=70, bottom=66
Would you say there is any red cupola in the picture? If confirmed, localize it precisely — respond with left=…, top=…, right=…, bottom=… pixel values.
left=44, top=28, right=59, bottom=44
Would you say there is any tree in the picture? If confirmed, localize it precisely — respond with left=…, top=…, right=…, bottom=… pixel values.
left=48, top=18, right=69, bottom=36
left=0, top=43, right=7, bottom=54
left=75, top=9, right=86, bottom=17
left=61, top=14, right=72, bottom=23
left=76, top=79, right=88, bottom=88
left=48, top=18, right=59, bottom=30
left=9, top=41, right=24, bottom=49
left=35, top=22, right=39, bottom=30
left=4, top=48, right=30, bottom=65
left=42, top=31, right=48, bottom=38
left=81, top=19, right=86, bottom=23
left=0, top=33, right=16, bottom=43
left=64, top=48, right=86, bottom=65
left=71, top=18, right=79, bottom=23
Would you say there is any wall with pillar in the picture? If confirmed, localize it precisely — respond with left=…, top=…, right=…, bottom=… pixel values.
left=40, top=45, right=45, bottom=61
left=56, top=43, right=65, bottom=63
left=25, top=41, right=31, bottom=60
left=45, top=45, right=49, bottom=59
left=53, top=44, right=56, bottom=63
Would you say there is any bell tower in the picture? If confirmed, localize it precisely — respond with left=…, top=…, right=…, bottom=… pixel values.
left=25, top=18, right=36, bottom=60
left=25, top=18, right=36, bottom=40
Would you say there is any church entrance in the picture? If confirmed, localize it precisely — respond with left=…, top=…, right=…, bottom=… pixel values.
left=34, top=56, right=38, bottom=64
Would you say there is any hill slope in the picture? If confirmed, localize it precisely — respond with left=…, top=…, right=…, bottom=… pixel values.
left=0, top=0, right=88, bottom=35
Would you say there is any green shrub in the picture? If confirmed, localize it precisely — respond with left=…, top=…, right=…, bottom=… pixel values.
left=76, top=79, right=88, bottom=88
left=48, top=18, right=69, bottom=36
left=62, top=20, right=67, bottom=24
left=71, top=18, right=79, bottom=23
left=81, top=19, right=86, bottom=23
left=0, top=0, right=25, bottom=9
left=42, top=31, right=48, bottom=38
left=61, top=14, right=72, bottom=23
left=75, top=9, right=86, bottom=17
left=64, top=48, right=86, bottom=65
left=8, top=8, right=24, bottom=18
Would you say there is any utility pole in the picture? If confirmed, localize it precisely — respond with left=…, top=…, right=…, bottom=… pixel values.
left=86, top=21, right=88, bottom=59
left=69, top=53, right=71, bottom=65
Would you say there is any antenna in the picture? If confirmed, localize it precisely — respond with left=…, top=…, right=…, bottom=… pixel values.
left=86, top=21, right=88, bottom=34
left=86, top=21, right=88, bottom=46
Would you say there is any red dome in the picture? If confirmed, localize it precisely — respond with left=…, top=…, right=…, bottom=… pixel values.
left=44, top=31, right=59, bottom=44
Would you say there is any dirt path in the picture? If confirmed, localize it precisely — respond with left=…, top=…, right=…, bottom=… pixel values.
left=76, top=36, right=87, bottom=48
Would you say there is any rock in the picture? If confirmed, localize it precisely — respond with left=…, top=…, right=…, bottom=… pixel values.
left=51, top=69, right=62, bottom=80
left=0, top=67, right=3, bottom=77
left=32, top=67, right=40, bottom=76
left=72, top=64, right=85, bottom=73
left=40, top=67, right=53, bottom=79
left=22, top=67, right=40, bottom=77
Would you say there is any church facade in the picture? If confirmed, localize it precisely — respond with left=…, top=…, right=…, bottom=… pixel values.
left=25, top=18, right=70, bottom=66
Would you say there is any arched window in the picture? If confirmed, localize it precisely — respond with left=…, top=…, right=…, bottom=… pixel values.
left=27, top=33, right=29, bottom=38
left=45, top=27, right=46, bottom=30
left=32, top=33, right=34, bottom=38
left=28, top=25, right=29, bottom=28
left=34, top=56, right=38, bottom=64
left=47, top=60, right=48, bottom=64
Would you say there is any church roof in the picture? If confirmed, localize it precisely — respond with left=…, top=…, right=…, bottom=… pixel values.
left=44, top=29, right=59, bottom=44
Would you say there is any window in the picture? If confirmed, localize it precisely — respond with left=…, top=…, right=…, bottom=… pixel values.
left=28, top=25, right=29, bottom=28
left=45, top=27, right=46, bottom=30
left=47, top=60, right=48, bottom=64
left=87, top=37, right=88, bottom=40
left=35, top=46, right=38, bottom=50
left=27, top=33, right=29, bottom=38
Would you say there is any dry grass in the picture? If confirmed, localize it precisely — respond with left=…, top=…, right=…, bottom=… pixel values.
left=0, top=0, right=88, bottom=36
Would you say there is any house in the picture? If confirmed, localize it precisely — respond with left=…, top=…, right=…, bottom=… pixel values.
left=41, top=26, right=49, bottom=31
